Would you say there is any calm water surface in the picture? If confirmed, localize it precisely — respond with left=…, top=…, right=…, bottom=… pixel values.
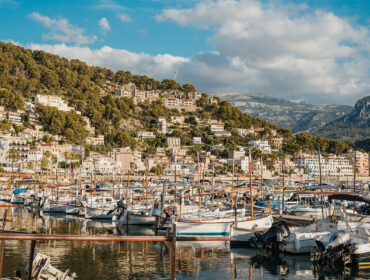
left=2, top=206, right=369, bottom=279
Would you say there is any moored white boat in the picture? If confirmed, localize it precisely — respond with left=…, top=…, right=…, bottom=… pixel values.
left=175, top=219, right=233, bottom=237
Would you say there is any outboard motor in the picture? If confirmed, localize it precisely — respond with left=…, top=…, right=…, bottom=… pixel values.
left=109, top=200, right=127, bottom=216
left=161, top=205, right=177, bottom=226
left=250, top=221, right=290, bottom=249
left=164, top=205, right=177, bottom=218
left=311, top=230, right=355, bottom=266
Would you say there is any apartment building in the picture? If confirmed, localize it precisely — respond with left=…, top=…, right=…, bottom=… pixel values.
left=0, top=136, right=29, bottom=163
left=157, top=117, right=167, bottom=134
left=193, top=137, right=202, bottom=145
left=248, top=140, right=271, bottom=153
left=35, top=94, right=73, bottom=112
left=293, top=154, right=354, bottom=177
left=344, top=151, right=369, bottom=176
left=167, top=137, right=181, bottom=148
left=137, top=131, right=156, bottom=139
left=86, top=135, right=105, bottom=146
left=268, top=138, right=283, bottom=149
left=211, top=124, right=224, bottom=132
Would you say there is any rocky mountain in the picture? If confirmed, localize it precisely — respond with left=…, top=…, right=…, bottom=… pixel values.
left=314, top=96, right=370, bottom=141
left=215, top=92, right=352, bottom=134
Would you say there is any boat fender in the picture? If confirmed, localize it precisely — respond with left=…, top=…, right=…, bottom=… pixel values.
left=152, top=208, right=161, bottom=216
left=294, top=233, right=300, bottom=251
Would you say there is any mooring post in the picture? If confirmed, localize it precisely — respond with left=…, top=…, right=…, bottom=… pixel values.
left=126, top=211, right=130, bottom=234
left=0, top=211, right=7, bottom=277
left=27, top=240, right=36, bottom=280
left=0, top=239, right=4, bottom=277
left=171, top=224, right=177, bottom=280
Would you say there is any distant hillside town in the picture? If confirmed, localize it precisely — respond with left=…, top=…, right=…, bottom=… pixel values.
left=0, top=41, right=368, bottom=183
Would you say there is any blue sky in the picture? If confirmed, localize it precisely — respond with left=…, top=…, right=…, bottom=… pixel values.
left=0, top=0, right=369, bottom=105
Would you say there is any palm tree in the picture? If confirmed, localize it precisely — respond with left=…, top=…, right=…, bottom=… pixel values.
left=6, top=148, right=20, bottom=173
left=40, top=156, right=50, bottom=175
left=44, top=151, right=57, bottom=180
left=26, top=161, right=34, bottom=170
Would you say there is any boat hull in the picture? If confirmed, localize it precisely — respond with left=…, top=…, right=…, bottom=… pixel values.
left=175, top=220, right=233, bottom=237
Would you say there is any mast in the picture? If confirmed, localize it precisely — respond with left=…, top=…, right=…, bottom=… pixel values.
left=145, top=159, right=148, bottom=208
left=307, top=163, right=310, bottom=185
left=249, top=149, right=253, bottom=220
left=232, top=153, right=235, bottom=189
left=353, top=153, right=357, bottom=214
left=174, top=156, right=177, bottom=184
left=318, top=149, right=322, bottom=185
left=174, top=156, right=177, bottom=204
left=260, top=156, right=263, bottom=200
left=299, top=154, right=302, bottom=186
left=282, top=157, right=285, bottom=211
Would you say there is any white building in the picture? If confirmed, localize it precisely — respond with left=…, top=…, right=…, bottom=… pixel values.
left=213, top=131, right=231, bottom=137
left=211, top=124, right=224, bottom=132
left=26, top=102, right=35, bottom=111
left=114, top=82, right=135, bottom=98
left=27, top=149, right=43, bottom=162
left=171, top=116, right=185, bottom=124
left=36, top=144, right=73, bottom=163
left=138, top=131, right=156, bottom=139
left=7, top=111, right=23, bottom=125
left=294, top=154, right=354, bottom=177
left=193, top=137, right=202, bottom=145
left=167, top=137, right=181, bottom=148
left=236, top=128, right=255, bottom=136
left=227, top=156, right=250, bottom=172
left=228, top=149, right=246, bottom=160
left=86, top=135, right=105, bottom=146
left=35, top=94, right=73, bottom=112
left=157, top=117, right=167, bottom=134
left=82, top=154, right=122, bottom=175
left=0, top=136, right=29, bottom=162
left=248, top=140, right=271, bottom=153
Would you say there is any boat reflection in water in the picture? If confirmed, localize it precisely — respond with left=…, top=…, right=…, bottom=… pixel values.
left=1, top=206, right=369, bottom=280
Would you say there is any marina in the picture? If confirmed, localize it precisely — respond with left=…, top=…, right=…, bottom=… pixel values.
left=0, top=1, right=368, bottom=278
left=0, top=170, right=369, bottom=279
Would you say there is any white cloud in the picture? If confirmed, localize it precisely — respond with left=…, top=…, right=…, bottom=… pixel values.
left=93, top=0, right=126, bottom=10
left=99, top=17, right=111, bottom=31
left=29, top=12, right=97, bottom=45
left=27, top=43, right=189, bottom=82
left=156, top=0, right=370, bottom=104
left=117, top=13, right=131, bottom=23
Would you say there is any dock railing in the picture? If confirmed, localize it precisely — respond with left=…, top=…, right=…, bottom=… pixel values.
left=0, top=223, right=233, bottom=280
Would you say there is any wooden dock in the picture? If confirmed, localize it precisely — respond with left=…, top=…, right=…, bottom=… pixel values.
left=273, top=214, right=316, bottom=226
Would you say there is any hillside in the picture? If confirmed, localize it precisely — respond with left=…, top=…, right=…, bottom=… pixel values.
left=0, top=41, right=353, bottom=156
left=215, top=92, right=352, bottom=133
left=314, top=96, right=370, bottom=141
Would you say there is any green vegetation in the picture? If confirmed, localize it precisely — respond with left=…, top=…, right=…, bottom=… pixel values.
left=36, top=104, right=89, bottom=144
left=0, top=41, right=359, bottom=157
left=352, top=138, right=370, bottom=153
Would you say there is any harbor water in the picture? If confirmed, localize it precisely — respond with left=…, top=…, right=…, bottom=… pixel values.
left=2, top=206, right=369, bottom=279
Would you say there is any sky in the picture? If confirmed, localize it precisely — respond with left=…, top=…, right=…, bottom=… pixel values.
left=0, top=0, right=369, bottom=105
